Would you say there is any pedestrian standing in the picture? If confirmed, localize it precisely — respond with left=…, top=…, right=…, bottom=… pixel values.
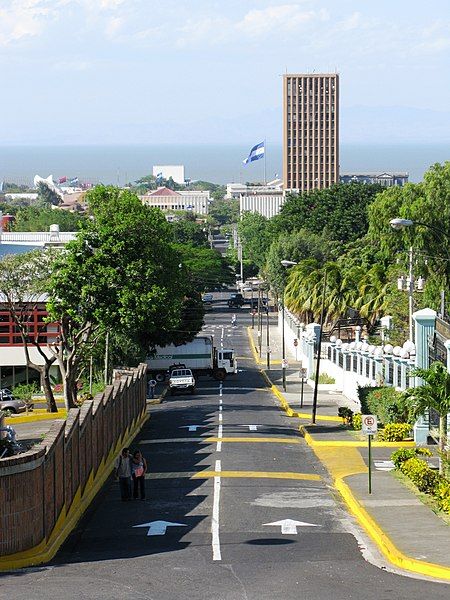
left=115, top=447, right=132, bottom=501
left=131, top=449, right=147, bottom=500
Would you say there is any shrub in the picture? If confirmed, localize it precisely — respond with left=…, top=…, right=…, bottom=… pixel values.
left=318, top=373, right=335, bottom=384
left=378, top=423, right=411, bottom=442
left=391, top=447, right=432, bottom=468
left=435, top=480, right=450, bottom=514
left=352, top=413, right=362, bottom=430
left=358, top=386, right=413, bottom=426
left=400, top=457, right=440, bottom=493
left=338, top=406, right=353, bottom=425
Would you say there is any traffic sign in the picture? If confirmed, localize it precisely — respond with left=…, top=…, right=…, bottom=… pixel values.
left=149, top=380, right=157, bottom=388
left=362, top=414, right=378, bottom=436
left=293, top=339, right=298, bottom=347
left=282, top=358, right=289, bottom=369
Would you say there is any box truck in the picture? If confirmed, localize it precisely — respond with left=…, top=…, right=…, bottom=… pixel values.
left=146, top=335, right=237, bottom=381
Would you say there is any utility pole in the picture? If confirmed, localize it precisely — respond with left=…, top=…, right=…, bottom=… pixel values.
left=312, top=269, right=327, bottom=424
left=104, top=331, right=110, bottom=386
left=266, top=299, right=270, bottom=369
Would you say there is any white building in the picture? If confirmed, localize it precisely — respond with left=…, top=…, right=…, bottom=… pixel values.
left=153, top=165, right=185, bottom=185
left=140, top=187, right=210, bottom=215
left=239, top=190, right=285, bottom=219
left=226, top=179, right=283, bottom=199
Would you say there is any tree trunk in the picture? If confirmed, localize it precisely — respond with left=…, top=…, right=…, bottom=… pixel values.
left=41, top=368, right=58, bottom=413
left=439, top=414, right=447, bottom=476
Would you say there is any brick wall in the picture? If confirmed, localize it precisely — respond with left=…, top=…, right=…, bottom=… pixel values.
left=0, top=363, right=147, bottom=557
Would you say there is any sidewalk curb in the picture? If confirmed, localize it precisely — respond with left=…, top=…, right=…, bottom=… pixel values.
left=5, top=411, right=68, bottom=425
left=335, top=476, right=450, bottom=581
left=264, top=368, right=450, bottom=581
left=246, top=326, right=281, bottom=365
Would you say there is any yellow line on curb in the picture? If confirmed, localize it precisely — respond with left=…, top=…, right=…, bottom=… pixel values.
left=5, top=412, right=67, bottom=425
left=246, top=326, right=282, bottom=365
left=192, top=470, right=321, bottom=481
left=336, top=477, right=450, bottom=581
left=299, top=425, right=416, bottom=448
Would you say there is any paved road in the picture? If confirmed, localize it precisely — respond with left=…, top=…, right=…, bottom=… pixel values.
left=2, top=306, right=449, bottom=599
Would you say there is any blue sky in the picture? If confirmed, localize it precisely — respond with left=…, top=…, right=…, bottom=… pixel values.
left=1, top=0, right=449, bottom=144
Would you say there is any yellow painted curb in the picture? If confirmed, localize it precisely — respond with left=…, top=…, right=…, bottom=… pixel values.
left=0, top=407, right=149, bottom=571
left=5, top=411, right=68, bottom=425
left=336, top=477, right=450, bottom=581
left=298, top=422, right=450, bottom=581
left=299, top=425, right=415, bottom=448
left=246, top=326, right=282, bottom=365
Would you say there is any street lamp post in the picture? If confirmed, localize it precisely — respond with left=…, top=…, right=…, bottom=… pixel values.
left=311, top=269, right=327, bottom=425
left=266, top=298, right=270, bottom=369
left=390, top=218, right=450, bottom=337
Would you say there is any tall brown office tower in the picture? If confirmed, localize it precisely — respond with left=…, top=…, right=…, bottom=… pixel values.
left=283, top=73, right=339, bottom=192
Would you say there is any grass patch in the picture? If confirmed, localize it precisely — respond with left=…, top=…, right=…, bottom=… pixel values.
left=318, top=373, right=335, bottom=384
left=392, top=469, right=450, bottom=526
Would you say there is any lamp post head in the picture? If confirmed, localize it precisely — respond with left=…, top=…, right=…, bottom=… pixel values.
left=281, top=260, right=298, bottom=267
left=390, top=218, right=414, bottom=230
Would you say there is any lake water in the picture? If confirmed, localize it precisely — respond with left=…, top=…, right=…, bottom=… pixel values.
left=0, top=143, right=448, bottom=186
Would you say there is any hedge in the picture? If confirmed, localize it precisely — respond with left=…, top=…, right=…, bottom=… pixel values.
left=357, top=385, right=414, bottom=426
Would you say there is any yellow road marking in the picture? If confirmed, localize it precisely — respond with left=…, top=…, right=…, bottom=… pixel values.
left=204, top=436, right=302, bottom=444
left=192, top=470, right=321, bottom=481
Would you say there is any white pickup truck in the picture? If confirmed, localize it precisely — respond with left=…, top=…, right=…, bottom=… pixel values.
left=169, top=368, right=196, bottom=396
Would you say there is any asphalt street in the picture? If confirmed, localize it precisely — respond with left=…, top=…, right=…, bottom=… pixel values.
left=1, top=305, right=449, bottom=599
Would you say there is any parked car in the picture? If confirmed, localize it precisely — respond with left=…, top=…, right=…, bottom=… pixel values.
left=0, top=393, right=30, bottom=414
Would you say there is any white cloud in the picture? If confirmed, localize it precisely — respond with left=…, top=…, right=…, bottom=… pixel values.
left=0, top=0, right=55, bottom=45
left=236, top=4, right=328, bottom=37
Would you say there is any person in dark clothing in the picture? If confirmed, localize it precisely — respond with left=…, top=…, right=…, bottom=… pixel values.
left=115, top=447, right=132, bottom=501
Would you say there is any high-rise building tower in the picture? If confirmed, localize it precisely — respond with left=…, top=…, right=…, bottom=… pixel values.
left=283, top=73, right=339, bottom=192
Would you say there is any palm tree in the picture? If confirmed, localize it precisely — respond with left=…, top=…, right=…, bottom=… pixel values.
left=356, top=264, right=390, bottom=326
left=405, top=362, right=450, bottom=474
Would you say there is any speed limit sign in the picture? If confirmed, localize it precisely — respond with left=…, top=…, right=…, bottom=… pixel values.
left=362, top=415, right=377, bottom=436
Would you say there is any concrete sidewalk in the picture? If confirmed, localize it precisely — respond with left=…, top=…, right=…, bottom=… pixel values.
left=248, top=322, right=450, bottom=582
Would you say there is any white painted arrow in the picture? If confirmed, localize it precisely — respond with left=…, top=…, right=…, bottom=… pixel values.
left=263, top=519, right=319, bottom=534
left=180, top=425, right=204, bottom=432
left=133, top=520, right=187, bottom=536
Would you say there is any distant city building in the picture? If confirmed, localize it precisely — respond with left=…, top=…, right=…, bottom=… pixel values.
left=340, top=172, right=409, bottom=187
left=239, top=190, right=284, bottom=219
left=140, top=187, right=210, bottom=215
left=226, top=179, right=283, bottom=199
left=152, top=165, right=185, bottom=185
left=283, top=73, right=339, bottom=193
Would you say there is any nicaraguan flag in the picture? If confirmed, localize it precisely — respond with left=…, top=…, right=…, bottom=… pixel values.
left=69, top=177, right=79, bottom=185
left=243, top=141, right=265, bottom=165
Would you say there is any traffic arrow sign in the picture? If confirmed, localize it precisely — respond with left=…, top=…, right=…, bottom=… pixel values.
left=263, top=519, right=319, bottom=534
left=180, top=425, right=204, bottom=432
left=133, top=520, right=187, bottom=536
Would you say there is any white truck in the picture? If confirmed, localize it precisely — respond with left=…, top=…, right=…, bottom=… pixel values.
left=146, top=335, right=237, bottom=382
left=169, top=368, right=196, bottom=396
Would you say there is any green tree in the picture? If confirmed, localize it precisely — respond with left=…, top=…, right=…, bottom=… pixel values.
left=238, top=212, right=275, bottom=271
left=47, top=186, right=201, bottom=408
left=209, top=199, right=239, bottom=225
left=0, top=250, right=58, bottom=412
left=405, top=362, right=450, bottom=474
left=264, top=229, right=327, bottom=295
left=36, top=182, right=62, bottom=206
left=273, top=183, right=382, bottom=242
left=368, top=162, right=450, bottom=314
left=13, top=206, right=85, bottom=232
left=171, top=219, right=209, bottom=247
left=175, top=244, right=234, bottom=292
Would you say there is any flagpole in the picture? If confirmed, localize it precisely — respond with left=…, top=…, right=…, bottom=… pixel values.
left=264, top=138, right=267, bottom=185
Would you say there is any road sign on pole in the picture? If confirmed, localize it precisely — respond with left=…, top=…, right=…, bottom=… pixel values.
left=362, top=415, right=377, bottom=494
left=282, top=358, right=289, bottom=369
left=362, top=415, right=377, bottom=436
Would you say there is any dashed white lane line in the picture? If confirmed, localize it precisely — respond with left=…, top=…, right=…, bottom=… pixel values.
left=217, top=424, right=223, bottom=453
left=218, top=413, right=223, bottom=422
left=212, top=458, right=222, bottom=561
